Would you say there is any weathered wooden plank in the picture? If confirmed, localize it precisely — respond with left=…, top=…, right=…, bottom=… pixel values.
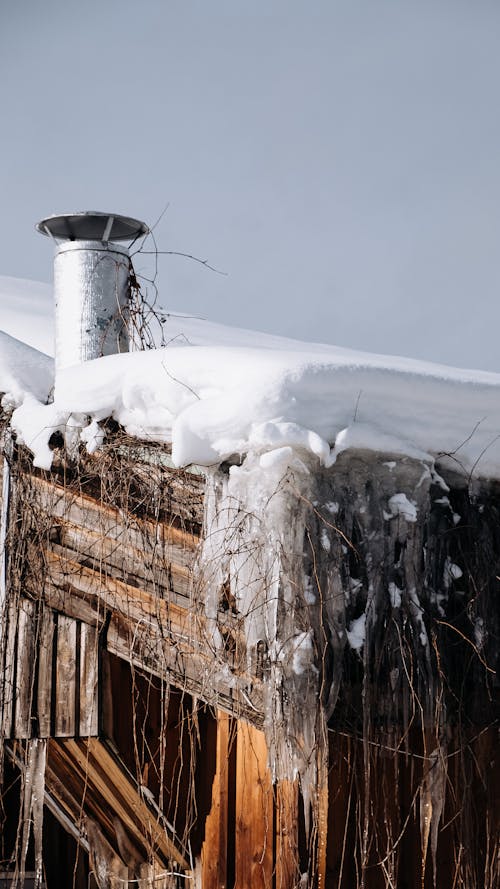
left=59, top=516, right=195, bottom=576
left=107, top=612, right=264, bottom=727
left=42, top=550, right=264, bottom=723
left=42, top=583, right=104, bottom=628
left=79, top=622, right=99, bottom=737
left=14, top=598, right=36, bottom=739
left=37, top=607, right=55, bottom=738
left=316, top=749, right=329, bottom=889
left=54, top=614, right=77, bottom=737
left=1, top=601, right=18, bottom=738
left=44, top=549, right=194, bottom=640
left=44, top=548, right=251, bottom=681
left=201, top=711, right=230, bottom=889
left=275, top=779, right=300, bottom=889
left=57, top=737, right=190, bottom=869
left=235, top=721, right=274, bottom=889
left=31, top=474, right=200, bottom=553
left=137, top=862, right=172, bottom=888
left=51, top=530, right=192, bottom=599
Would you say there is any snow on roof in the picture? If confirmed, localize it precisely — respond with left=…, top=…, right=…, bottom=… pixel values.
left=0, top=331, right=53, bottom=405
left=1, top=276, right=499, bottom=479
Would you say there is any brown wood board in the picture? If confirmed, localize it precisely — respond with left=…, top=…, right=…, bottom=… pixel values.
left=13, top=598, right=36, bottom=739
left=47, top=737, right=190, bottom=870
left=44, top=549, right=194, bottom=640
left=54, top=614, right=77, bottom=737
left=201, top=711, right=230, bottom=889
left=107, top=611, right=264, bottom=726
left=30, top=474, right=199, bottom=553
left=36, top=605, right=55, bottom=737
left=234, top=721, right=274, bottom=889
left=275, top=779, right=300, bottom=889
left=79, top=622, right=99, bottom=736
left=1, top=601, right=18, bottom=737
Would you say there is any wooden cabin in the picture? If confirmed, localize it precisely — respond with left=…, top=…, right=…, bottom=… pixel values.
left=0, top=420, right=498, bottom=889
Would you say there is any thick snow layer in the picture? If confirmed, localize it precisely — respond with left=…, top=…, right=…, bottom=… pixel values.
left=48, top=345, right=500, bottom=477
left=0, top=332, right=53, bottom=406
left=0, top=276, right=500, bottom=478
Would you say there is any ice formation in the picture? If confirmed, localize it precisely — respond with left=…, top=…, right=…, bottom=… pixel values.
left=199, top=449, right=321, bottom=826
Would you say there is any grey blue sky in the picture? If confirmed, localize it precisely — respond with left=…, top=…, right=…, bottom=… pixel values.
left=1, top=1, right=499, bottom=370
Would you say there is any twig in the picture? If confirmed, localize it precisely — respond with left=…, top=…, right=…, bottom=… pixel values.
left=434, top=619, right=496, bottom=674
left=137, top=250, right=227, bottom=275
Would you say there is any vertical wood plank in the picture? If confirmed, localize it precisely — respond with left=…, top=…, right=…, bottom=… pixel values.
left=100, top=648, right=114, bottom=741
left=316, top=748, right=329, bottom=889
left=79, top=622, right=99, bottom=736
left=14, top=598, right=36, bottom=738
left=55, top=615, right=77, bottom=737
left=235, top=721, right=273, bottom=889
left=275, top=779, right=300, bottom=889
left=37, top=607, right=55, bottom=738
left=201, top=710, right=230, bottom=889
left=1, top=601, right=18, bottom=738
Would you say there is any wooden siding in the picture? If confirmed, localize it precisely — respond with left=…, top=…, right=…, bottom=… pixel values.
left=1, top=603, right=99, bottom=740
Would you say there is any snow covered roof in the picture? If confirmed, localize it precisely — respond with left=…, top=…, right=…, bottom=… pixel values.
left=1, top=276, right=500, bottom=479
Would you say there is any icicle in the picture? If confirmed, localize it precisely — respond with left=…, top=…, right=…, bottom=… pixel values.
left=20, top=739, right=47, bottom=889
left=200, top=451, right=323, bottom=827
left=420, top=744, right=447, bottom=889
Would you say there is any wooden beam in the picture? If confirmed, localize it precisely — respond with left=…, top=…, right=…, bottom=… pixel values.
left=41, top=551, right=263, bottom=726
left=51, top=530, right=192, bottom=599
left=44, top=549, right=194, bottom=641
left=42, top=584, right=105, bottom=628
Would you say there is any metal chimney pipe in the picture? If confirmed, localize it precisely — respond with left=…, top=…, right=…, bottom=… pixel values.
left=36, top=211, right=149, bottom=374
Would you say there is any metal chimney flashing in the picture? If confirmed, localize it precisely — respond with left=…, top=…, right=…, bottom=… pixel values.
left=36, top=211, right=149, bottom=244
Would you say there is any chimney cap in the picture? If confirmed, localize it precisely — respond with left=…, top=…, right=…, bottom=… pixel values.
left=36, top=211, right=149, bottom=243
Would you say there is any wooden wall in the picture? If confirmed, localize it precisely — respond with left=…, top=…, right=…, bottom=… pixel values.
left=1, top=599, right=99, bottom=740
left=201, top=714, right=302, bottom=889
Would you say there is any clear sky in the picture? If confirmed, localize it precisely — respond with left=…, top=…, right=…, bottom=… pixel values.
left=1, top=0, right=499, bottom=371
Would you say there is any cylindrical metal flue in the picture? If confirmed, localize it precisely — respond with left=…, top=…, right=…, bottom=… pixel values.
left=36, top=211, right=149, bottom=374
left=53, top=240, right=129, bottom=371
